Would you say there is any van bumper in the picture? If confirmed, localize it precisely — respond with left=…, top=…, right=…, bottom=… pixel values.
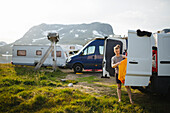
left=66, top=63, right=73, bottom=69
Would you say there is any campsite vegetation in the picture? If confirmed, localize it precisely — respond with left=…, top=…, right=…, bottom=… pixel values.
left=0, top=64, right=169, bottom=113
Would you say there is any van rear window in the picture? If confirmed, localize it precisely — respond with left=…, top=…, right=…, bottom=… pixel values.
left=17, top=50, right=26, bottom=56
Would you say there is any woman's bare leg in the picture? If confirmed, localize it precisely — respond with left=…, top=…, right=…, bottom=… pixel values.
left=117, top=83, right=121, bottom=102
left=125, top=86, right=134, bottom=104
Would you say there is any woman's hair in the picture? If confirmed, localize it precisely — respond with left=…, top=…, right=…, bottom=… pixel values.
left=114, top=44, right=120, bottom=51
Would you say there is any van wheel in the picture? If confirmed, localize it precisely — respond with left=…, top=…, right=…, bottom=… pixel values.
left=73, top=64, right=83, bottom=73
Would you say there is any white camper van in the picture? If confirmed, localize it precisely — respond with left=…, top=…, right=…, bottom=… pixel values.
left=12, top=45, right=68, bottom=67
left=103, top=30, right=170, bottom=94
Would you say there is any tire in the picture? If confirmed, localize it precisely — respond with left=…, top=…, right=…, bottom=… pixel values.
left=73, top=63, right=83, bottom=73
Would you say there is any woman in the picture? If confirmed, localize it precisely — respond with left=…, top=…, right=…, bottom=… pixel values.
left=111, top=44, right=133, bottom=104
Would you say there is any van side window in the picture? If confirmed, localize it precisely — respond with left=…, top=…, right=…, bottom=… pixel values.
left=36, top=50, right=42, bottom=56
left=83, top=46, right=95, bottom=55
left=99, top=46, right=104, bottom=55
left=17, top=50, right=26, bottom=56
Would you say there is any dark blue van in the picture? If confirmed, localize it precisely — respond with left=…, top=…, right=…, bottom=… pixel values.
left=66, top=38, right=104, bottom=73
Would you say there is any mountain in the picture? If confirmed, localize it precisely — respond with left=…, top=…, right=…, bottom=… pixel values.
left=0, top=22, right=114, bottom=54
left=0, top=41, right=7, bottom=47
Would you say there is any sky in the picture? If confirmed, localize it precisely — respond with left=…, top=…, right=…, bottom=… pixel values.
left=0, top=0, right=170, bottom=44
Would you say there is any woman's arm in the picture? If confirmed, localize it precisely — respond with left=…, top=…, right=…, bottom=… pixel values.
left=112, top=62, right=120, bottom=68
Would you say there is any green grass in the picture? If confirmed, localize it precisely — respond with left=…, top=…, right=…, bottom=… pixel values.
left=76, top=76, right=100, bottom=83
left=0, top=64, right=170, bottom=113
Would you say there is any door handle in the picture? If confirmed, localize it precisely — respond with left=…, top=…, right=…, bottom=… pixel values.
left=129, top=61, right=138, bottom=64
left=160, top=61, right=170, bottom=64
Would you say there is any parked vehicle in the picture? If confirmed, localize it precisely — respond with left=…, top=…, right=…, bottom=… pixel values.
left=103, top=30, right=170, bottom=94
left=12, top=45, right=68, bottom=67
left=66, top=38, right=105, bottom=73
left=102, top=36, right=127, bottom=77
left=60, top=44, right=83, bottom=56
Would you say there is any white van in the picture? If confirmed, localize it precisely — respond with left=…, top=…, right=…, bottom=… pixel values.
left=12, top=45, right=68, bottom=67
left=103, top=30, right=170, bottom=94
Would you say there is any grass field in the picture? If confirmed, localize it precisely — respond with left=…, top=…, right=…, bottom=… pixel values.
left=0, top=64, right=169, bottom=113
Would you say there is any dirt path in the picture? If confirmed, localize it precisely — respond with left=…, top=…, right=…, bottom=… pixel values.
left=60, top=69, right=116, bottom=84
left=60, top=69, right=118, bottom=96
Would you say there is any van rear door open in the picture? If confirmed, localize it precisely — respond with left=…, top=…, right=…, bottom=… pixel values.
left=102, top=36, right=126, bottom=77
left=156, top=33, right=170, bottom=76
left=125, top=30, right=152, bottom=86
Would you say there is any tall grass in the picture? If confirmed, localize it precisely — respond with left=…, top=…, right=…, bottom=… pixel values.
left=0, top=64, right=169, bottom=113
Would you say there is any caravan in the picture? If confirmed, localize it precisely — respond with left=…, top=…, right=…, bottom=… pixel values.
left=12, top=45, right=68, bottom=67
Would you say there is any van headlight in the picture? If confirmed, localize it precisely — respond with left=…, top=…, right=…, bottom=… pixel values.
left=67, top=57, right=72, bottom=63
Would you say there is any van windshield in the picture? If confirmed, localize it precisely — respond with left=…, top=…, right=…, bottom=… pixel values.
left=76, top=40, right=92, bottom=55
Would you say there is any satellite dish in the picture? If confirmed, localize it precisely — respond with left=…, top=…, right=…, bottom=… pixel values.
left=47, top=33, right=59, bottom=43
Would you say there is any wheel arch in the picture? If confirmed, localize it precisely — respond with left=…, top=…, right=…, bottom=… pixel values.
left=73, top=62, right=84, bottom=69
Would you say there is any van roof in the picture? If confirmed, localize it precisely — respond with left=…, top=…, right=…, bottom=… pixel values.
left=94, top=38, right=105, bottom=40
left=13, top=44, right=61, bottom=47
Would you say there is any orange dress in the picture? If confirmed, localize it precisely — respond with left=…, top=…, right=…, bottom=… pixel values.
left=118, top=58, right=127, bottom=84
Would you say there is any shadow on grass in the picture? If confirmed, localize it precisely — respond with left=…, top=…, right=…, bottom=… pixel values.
left=132, top=92, right=170, bottom=113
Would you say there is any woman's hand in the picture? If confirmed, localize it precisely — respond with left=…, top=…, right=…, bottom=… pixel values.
left=116, top=62, right=121, bottom=66
left=112, top=62, right=121, bottom=68
left=122, top=55, right=127, bottom=59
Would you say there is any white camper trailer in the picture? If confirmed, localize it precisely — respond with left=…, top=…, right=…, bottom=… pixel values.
left=60, top=44, right=83, bottom=56
left=12, top=45, right=68, bottom=67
